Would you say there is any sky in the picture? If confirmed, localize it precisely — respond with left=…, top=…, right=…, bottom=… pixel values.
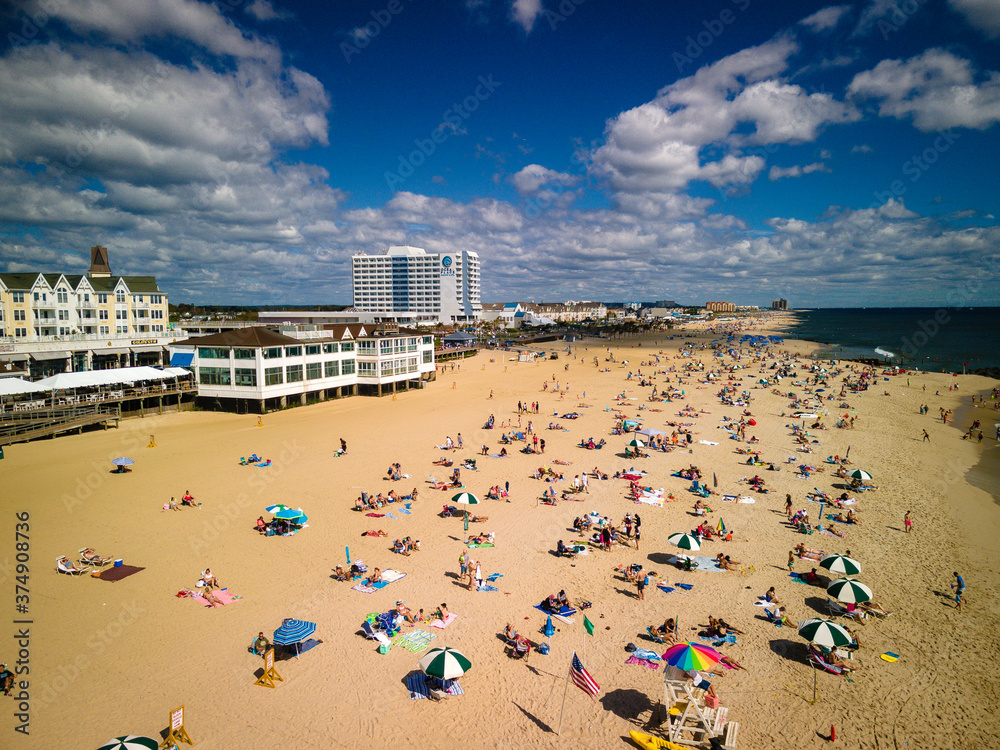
left=1, top=0, right=999, bottom=308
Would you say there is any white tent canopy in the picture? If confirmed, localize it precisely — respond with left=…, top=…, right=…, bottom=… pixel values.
left=0, top=378, right=49, bottom=397
left=34, top=366, right=191, bottom=391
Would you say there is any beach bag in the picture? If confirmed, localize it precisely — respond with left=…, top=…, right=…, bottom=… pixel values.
left=643, top=576, right=650, bottom=586
left=625, top=643, right=637, bottom=652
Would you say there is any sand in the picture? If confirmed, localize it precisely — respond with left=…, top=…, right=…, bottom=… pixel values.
left=3, top=325, right=999, bottom=749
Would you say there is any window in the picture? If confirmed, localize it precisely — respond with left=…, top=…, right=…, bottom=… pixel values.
left=264, top=367, right=283, bottom=386
left=116, top=310, right=127, bottom=320
left=97, top=294, right=107, bottom=304
left=341, top=359, right=355, bottom=375
left=340, top=342, right=354, bottom=352
left=151, top=295, right=162, bottom=304
left=306, top=362, right=322, bottom=380
left=199, top=367, right=231, bottom=386
left=14, top=310, right=25, bottom=321
left=263, top=347, right=282, bottom=359
left=198, top=347, right=230, bottom=359
left=423, top=350, right=433, bottom=364
left=99, top=310, right=109, bottom=320
left=136, top=295, right=143, bottom=303
left=380, top=339, right=393, bottom=352
left=82, top=294, right=90, bottom=302
left=152, top=324, right=163, bottom=332
left=58, top=310, right=69, bottom=321
left=15, top=328, right=26, bottom=337
left=99, top=325, right=109, bottom=335
left=322, top=343, right=335, bottom=354
left=357, top=340, right=375, bottom=352
left=358, top=361, right=375, bottom=375
left=305, top=344, right=321, bottom=356
left=381, top=360, right=394, bottom=374
left=423, top=336, right=432, bottom=345
left=12, top=292, right=24, bottom=303
left=234, top=348, right=255, bottom=360
left=284, top=346, right=302, bottom=357
left=116, top=325, right=128, bottom=334
left=116, top=290, right=126, bottom=303
left=57, top=291, right=68, bottom=303
left=234, top=368, right=257, bottom=387
left=151, top=310, right=163, bottom=319
left=324, top=360, right=339, bottom=377
left=285, top=364, right=303, bottom=382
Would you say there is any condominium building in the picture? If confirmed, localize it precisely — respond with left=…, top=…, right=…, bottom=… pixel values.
left=0, top=246, right=175, bottom=376
left=705, top=301, right=736, bottom=313
left=352, top=246, right=481, bottom=325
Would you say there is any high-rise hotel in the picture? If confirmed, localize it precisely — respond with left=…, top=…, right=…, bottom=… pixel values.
left=351, top=246, right=481, bottom=325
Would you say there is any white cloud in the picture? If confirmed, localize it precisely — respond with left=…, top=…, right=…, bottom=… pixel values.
left=800, top=5, right=851, bottom=32
left=848, top=49, right=1000, bottom=131
left=246, top=0, right=291, bottom=21
left=852, top=0, right=902, bottom=37
left=947, top=0, right=1000, bottom=38
left=768, top=162, right=829, bottom=181
left=511, top=0, right=543, bottom=32
left=851, top=144, right=873, bottom=153
left=511, top=165, right=580, bottom=195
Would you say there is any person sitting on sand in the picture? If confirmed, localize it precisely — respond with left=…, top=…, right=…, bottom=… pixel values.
left=80, top=548, right=112, bottom=565
left=556, top=589, right=572, bottom=609
left=764, top=587, right=781, bottom=606
left=393, top=539, right=410, bottom=556
left=0, top=664, right=14, bottom=696
left=200, top=569, right=220, bottom=589
left=252, top=632, right=270, bottom=654
left=332, top=565, right=348, bottom=582
left=715, top=553, right=739, bottom=571
left=365, top=568, right=382, bottom=587
left=165, top=497, right=181, bottom=511
left=655, top=618, right=677, bottom=641
left=436, top=603, right=450, bottom=622
left=181, top=491, right=197, bottom=507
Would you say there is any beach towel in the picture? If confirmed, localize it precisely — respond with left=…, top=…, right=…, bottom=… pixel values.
left=722, top=494, right=737, bottom=502
left=633, top=648, right=661, bottom=661
left=698, top=440, right=719, bottom=446
left=398, top=508, right=411, bottom=514
left=820, top=528, right=847, bottom=538
left=385, top=512, right=397, bottom=520
left=825, top=515, right=851, bottom=524
left=637, top=495, right=664, bottom=507
left=198, top=589, right=240, bottom=607
left=487, top=573, right=504, bottom=581
left=352, top=583, right=377, bottom=593
left=430, top=612, right=458, bottom=629
left=700, top=634, right=737, bottom=646
left=380, top=569, right=407, bottom=583
left=393, top=630, right=437, bottom=653
left=676, top=583, right=694, bottom=590
left=405, top=673, right=464, bottom=700
left=533, top=603, right=577, bottom=618
left=789, top=573, right=812, bottom=585
left=657, top=584, right=675, bottom=594
left=667, top=555, right=726, bottom=572
left=737, top=496, right=756, bottom=504
left=477, top=584, right=499, bottom=592
left=365, top=513, right=385, bottom=517
left=488, top=454, right=506, bottom=458
left=96, top=565, right=144, bottom=582
left=622, top=473, right=645, bottom=480
left=626, top=656, right=660, bottom=669
left=467, top=542, right=494, bottom=548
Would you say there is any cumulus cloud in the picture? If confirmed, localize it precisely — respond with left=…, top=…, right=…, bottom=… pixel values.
left=848, top=49, right=1000, bottom=131
left=510, top=165, right=581, bottom=195
left=510, top=0, right=543, bottom=32
left=768, top=162, right=829, bottom=180
left=246, top=0, right=291, bottom=21
left=800, top=5, right=851, bottom=32
left=852, top=144, right=873, bottom=153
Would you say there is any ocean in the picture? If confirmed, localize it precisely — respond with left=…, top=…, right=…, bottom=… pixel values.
left=785, top=307, right=1000, bottom=374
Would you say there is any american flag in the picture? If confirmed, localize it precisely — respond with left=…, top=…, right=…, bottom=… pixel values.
left=570, top=652, right=600, bottom=698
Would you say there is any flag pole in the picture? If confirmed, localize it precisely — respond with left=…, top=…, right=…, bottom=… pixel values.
left=557, top=661, right=571, bottom=735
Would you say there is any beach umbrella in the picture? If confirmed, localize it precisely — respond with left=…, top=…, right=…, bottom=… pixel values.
left=827, top=577, right=873, bottom=604
left=819, top=554, right=861, bottom=576
left=716, top=518, right=727, bottom=535
left=265, top=504, right=290, bottom=513
left=273, top=507, right=304, bottom=521
left=543, top=615, right=555, bottom=638
left=667, top=532, right=701, bottom=551
left=661, top=642, right=721, bottom=671
left=626, top=438, right=646, bottom=448
left=847, top=469, right=872, bottom=482
left=418, top=647, right=472, bottom=680
left=96, top=737, right=158, bottom=750
left=273, top=618, right=317, bottom=658
left=797, top=618, right=853, bottom=649
left=111, top=457, right=134, bottom=466
left=452, top=492, right=480, bottom=505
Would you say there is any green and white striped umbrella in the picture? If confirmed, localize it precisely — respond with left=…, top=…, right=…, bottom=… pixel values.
left=626, top=438, right=646, bottom=449
left=667, top=532, right=701, bottom=551
left=827, top=577, right=873, bottom=604
left=418, top=646, right=472, bottom=680
left=452, top=492, right=479, bottom=505
left=819, top=554, right=861, bottom=576
left=97, top=737, right=159, bottom=750
left=797, top=618, right=853, bottom=649
left=848, top=469, right=873, bottom=481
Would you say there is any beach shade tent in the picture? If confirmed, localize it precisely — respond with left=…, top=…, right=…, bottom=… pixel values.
left=452, top=492, right=480, bottom=505
left=418, top=647, right=472, bottom=680
left=661, top=642, right=721, bottom=671
left=96, top=737, right=159, bottom=750
left=636, top=428, right=667, bottom=439
left=272, top=618, right=317, bottom=658
left=667, top=533, right=701, bottom=552
left=797, top=618, right=853, bottom=650
left=622, top=419, right=641, bottom=429
left=827, top=577, right=873, bottom=605
left=819, top=554, right=861, bottom=577
left=847, top=469, right=873, bottom=482
left=111, top=457, right=134, bottom=467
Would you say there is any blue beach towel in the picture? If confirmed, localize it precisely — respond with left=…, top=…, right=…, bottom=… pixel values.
left=487, top=573, right=504, bottom=582
left=676, top=583, right=694, bottom=590
left=657, top=584, right=676, bottom=594
left=477, top=584, right=499, bottom=592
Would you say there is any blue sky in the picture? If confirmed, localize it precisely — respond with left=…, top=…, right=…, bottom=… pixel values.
left=1, top=0, right=999, bottom=307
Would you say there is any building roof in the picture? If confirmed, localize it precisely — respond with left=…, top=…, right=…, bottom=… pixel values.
left=0, top=272, right=161, bottom=294
left=174, top=327, right=303, bottom=348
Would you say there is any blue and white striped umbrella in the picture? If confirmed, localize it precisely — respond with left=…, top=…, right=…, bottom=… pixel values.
left=273, top=618, right=317, bottom=658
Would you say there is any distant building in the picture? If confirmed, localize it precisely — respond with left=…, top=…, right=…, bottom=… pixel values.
left=705, top=301, right=736, bottom=312
left=771, top=298, right=788, bottom=310
left=352, top=245, right=481, bottom=325
left=0, top=245, right=177, bottom=377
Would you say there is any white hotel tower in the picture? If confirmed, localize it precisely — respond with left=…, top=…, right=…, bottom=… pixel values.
left=351, top=246, right=481, bottom=325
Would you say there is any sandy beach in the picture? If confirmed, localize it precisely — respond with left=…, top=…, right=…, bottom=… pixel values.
left=3, top=324, right=999, bottom=750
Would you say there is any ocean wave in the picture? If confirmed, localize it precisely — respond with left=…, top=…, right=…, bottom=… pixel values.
left=874, top=347, right=895, bottom=359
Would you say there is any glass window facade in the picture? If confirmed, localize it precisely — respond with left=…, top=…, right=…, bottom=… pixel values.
left=234, top=368, right=257, bottom=386
left=264, top=367, right=283, bottom=386
left=198, top=367, right=231, bottom=385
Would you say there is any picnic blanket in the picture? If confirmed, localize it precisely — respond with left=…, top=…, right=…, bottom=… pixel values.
left=626, top=656, right=660, bottom=669
left=405, top=673, right=464, bottom=700
left=197, top=589, right=240, bottom=607
left=96, top=565, right=144, bottom=582
left=430, top=612, right=458, bottom=629
left=667, top=555, right=727, bottom=572
left=534, top=603, right=577, bottom=618
left=393, top=630, right=436, bottom=653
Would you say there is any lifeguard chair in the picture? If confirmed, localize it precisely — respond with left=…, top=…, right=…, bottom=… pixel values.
left=656, top=666, right=739, bottom=748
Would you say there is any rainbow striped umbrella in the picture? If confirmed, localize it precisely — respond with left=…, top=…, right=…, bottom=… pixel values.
left=716, top=518, right=727, bottom=534
left=661, top=642, right=721, bottom=671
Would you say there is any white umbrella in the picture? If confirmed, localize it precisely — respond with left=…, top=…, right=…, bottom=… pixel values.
left=667, top=532, right=700, bottom=551
left=827, top=577, right=872, bottom=604
left=847, top=469, right=873, bottom=482
left=418, top=646, right=472, bottom=680
left=819, top=554, right=861, bottom=576
left=626, top=438, right=646, bottom=449
left=797, top=618, right=853, bottom=649
left=452, top=492, right=480, bottom=505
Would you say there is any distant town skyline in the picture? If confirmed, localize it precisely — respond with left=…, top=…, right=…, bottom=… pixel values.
left=1, top=0, right=999, bottom=308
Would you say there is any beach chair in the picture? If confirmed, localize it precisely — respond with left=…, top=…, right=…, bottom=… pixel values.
left=646, top=626, right=667, bottom=644
left=860, top=602, right=893, bottom=619
left=827, top=599, right=865, bottom=624
left=57, top=557, right=91, bottom=575
left=808, top=647, right=845, bottom=675
left=361, top=620, right=391, bottom=648
left=78, top=549, right=113, bottom=567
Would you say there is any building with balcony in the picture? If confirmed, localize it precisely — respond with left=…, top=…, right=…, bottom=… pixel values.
left=0, top=246, right=176, bottom=377
left=705, top=301, right=736, bottom=313
left=352, top=246, right=481, bottom=325
left=168, top=323, right=436, bottom=413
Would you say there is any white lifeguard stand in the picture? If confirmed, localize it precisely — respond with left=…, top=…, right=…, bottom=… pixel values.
left=657, top=666, right=739, bottom=748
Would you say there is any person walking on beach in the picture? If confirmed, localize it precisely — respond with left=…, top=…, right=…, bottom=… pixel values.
left=953, top=571, right=965, bottom=609
left=634, top=514, right=641, bottom=551
left=459, top=551, right=469, bottom=579
left=904, top=510, right=913, bottom=533
left=785, top=494, right=793, bottom=519
left=787, top=550, right=795, bottom=572
left=922, top=429, right=930, bottom=442
left=637, top=571, right=647, bottom=600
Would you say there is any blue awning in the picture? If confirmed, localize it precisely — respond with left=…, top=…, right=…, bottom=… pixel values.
left=169, top=351, right=194, bottom=367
